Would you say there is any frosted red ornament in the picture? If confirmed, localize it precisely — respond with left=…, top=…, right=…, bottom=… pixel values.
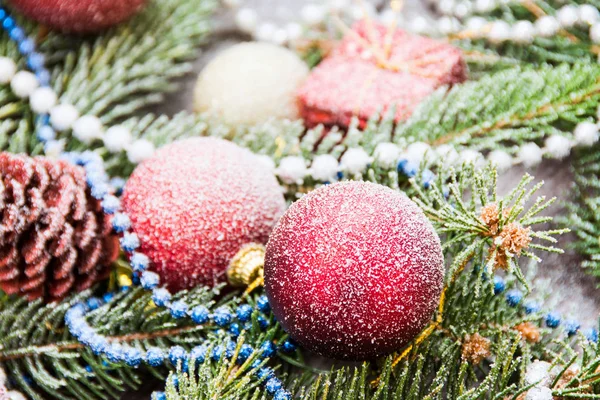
left=264, top=181, right=445, bottom=360
left=9, top=0, right=146, bottom=33
left=121, top=137, right=286, bottom=292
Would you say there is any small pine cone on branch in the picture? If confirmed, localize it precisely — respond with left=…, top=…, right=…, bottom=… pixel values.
left=0, top=153, right=119, bottom=302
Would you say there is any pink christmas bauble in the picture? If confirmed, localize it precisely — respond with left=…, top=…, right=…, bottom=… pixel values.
left=9, top=0, right=146, bottom=33
left=264, top=181, right=444, bottom=360
left=122, top=137, right=286, bottom=292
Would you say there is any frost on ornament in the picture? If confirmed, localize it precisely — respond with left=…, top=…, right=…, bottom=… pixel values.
left=122, top=137, right=286, bottom=292
left=264, top=181, right=445, bottom=360
left=297, top=21, right=467, bottom=129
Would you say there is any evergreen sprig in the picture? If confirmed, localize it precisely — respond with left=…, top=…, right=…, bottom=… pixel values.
left=448, top=0, right=600, bottom=72
left=564, top=145, right=600, bottom=281
left=0, top=286, right=290, bottom=400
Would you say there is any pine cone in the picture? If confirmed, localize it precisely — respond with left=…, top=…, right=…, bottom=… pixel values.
left=0, top=153, right=119, bottom=302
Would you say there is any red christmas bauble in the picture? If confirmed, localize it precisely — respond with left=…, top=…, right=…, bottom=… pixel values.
left=9, top=0, right=146, bottom=33
left=264, top=181, right=445, bottom=360
left=122, top=137, right=286, bottom=292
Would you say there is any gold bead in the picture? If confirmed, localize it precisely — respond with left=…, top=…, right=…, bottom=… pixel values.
left=227, top=243, right=266, bottom=287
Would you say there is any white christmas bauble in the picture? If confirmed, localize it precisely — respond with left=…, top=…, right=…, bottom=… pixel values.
left=0, top=57, right=17, bottom=84
left=435, top=144, right=459, bottom=165
left=72, top=115, right=103, bottom=144
left=525, top=386, right=553, bottom=400
left=29, top=87, right=57, bottom=114
left=194, top=42, right=309, bottom=126
left=557, top=5, right=579, bottom=28
left=590, top=23, right=600, bottom=43
left=518, top=143, right=543, bottom=167
left=301, top=4, right=326, bottom=26
left=374, top=142, right=400, bottom=169
left=10, top=71, right=38, bottom=98
left=574, top=121, right=599, bottom=145
left=535, top=16, right=560, bottom=37
left=512, top=20, right=535, bottom=44
left=580, top=4, right=600, bottom=25
left=310, top=154, right=339, bottom=181
left=50, top=103, right=79, bottom=131
left=488, top=150, right=512, bottom=171
left=255, top=154, right=276, bottom=171
left=235, top=8, right=258, bottom=34
left=127, top=139, right=155, bottom=164
left=488, top=20, right=511, bottom=43
left=104, top=125, right=132, bottom=152
left=544, top=135, right=572, bottom=159
left=277, top=156, right=308, bottom=184
left=525, top=360, right=551, bottom=386
left=340, top=148, right=372, bottom=175
left=460, top=149, right=484, bottom=167
left=404, top=142, right=431, bottom=165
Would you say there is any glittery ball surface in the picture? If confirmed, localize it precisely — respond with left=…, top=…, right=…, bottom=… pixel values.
left=122, top=137, right=286, bottom=292
left=264, top=181, right=445, bottom=360
left=297, top=21, right=467, bottom=129
left=9, top=0, right=146, bottom=33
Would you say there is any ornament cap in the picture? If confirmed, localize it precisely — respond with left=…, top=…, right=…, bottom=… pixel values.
left=227, top=243, right=266, bottom=287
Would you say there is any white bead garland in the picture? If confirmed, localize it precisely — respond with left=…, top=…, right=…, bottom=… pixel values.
left=374, top=142, right=401, bottom=169
left=574, top=121, right=599, bottom=146
left=544, top=135, right=572, bottom=160
left=29, top=87, right=57, bottom=113
left=50, top=103, right=80, bottom=131
left=235, top=8, right=258, bottom=34
left=73, top=115, right=104, bottom=144
left=255, top=154, right=276, bottom=171
left=488, top=149, right=513, bottom=171
left=435, top=144, right=460, bottom=166
left=518, top=143, right=543, bottom=167
left=104, top=125, right=133, bottom=152
left=535, top=16, right=560, bottom=37
left=404, top=142, right=431, bottom=165
left=340, top=148, right=372, bottom=175
left=512, top=20, right=535, bottom=44
left=557, top=5, right=579, bottom=28
left=0, top=56, right=16, bottom=84
left=525, top=360, right=552, bottom=386
left=300, top=4, right=327, bottom=26
left=10, top=71, right=38, bottom=98
left=310, top=154, right=339, bottom=182
left=277, top=156, right=308, bottom=185
left=580, top=4, right=600, bottom=25
left=488, top=20, right=511, bottom=43
left=590, top=23, right=600, bottom=43
left=127, top=139, right=155, bottom=164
